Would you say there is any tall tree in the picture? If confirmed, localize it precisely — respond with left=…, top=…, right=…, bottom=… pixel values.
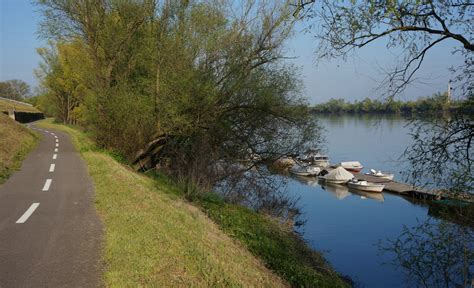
left=36, top=40, right=93, bottom=124
left=0, top=80, right=31, bottom=101
left=36, top=0, right=321, bottom=206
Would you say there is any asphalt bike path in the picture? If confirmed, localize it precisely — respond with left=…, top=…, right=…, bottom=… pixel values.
left=0, top=124, right=102, bottom=287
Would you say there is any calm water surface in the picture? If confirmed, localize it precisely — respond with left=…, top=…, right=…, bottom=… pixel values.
left=285, top=116, right=463, bottom=287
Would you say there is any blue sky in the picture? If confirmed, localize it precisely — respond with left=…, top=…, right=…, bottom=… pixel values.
left=0, top=0, right=465, bottom=103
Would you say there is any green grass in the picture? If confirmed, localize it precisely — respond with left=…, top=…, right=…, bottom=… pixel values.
left=37, top=119, right=286, bottom=287
left=198, top=195, right=349, bottom=287
left=37, top=118, right=349, bottom=287
left=0, top=113, right=39, bottom=183
left=146, top=172, right=349, bottom=286
left=0, top=98, right=40, bottom=113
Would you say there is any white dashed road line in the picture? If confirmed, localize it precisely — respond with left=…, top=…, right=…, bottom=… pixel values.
left=55, top=139, right=58, bottom=143
left=55, top=143, right=59, bottom=147
left=49, top=164, right=55, bottom=172
left=42, top=179, right=52, bottom=191
left=16, top=203, right=40, bottom=224
left=54, top=148, right=58, bottom=152
left=53, top=154, right=57, bottom=160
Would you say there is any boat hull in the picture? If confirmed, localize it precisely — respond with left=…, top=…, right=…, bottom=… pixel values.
left=374, top=174, right=394, bottom=180
left=347, top=182, right=384, bottom=192
left=344, top=167, right=363, bottom=173
left=313, top=160, right=330, bottom=167
left=318, top=177, right=349, bottom=184
left=290, top=170, right=318, bottom=177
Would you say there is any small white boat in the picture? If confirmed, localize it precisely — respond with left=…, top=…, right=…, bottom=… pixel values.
left=318, top=167, right=354, bottom=184
left=366, top=169, right=394, bottom=180
left=349, top=189, right=385, bottom=202
left=347, top=179, right=384, bottom=193
left=338, top=161, right=364, bottom=172
left=298, top=149, right=330, bottom=167
left=289, top=164, right=321, bottom=177
left=313, top=154, right=330, bottom=167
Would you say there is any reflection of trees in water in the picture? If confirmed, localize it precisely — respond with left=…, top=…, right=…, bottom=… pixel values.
left=217, top=170, right=304, bottom=226
left=403, top=114, right=473, bottom=193
left=381, top=218, right=474, bottom=288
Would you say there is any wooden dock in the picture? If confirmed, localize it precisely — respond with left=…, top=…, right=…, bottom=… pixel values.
left=323, top=167, right=449, bottom=201
left=350, top=172, right=444, bottom=200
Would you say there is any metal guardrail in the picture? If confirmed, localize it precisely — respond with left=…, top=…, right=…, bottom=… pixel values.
left=0, top=96, right=33, bottom=107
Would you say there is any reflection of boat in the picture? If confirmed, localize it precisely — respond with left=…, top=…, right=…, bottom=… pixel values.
left=337, top=161, right=364, bottom=172
left=291, top=175, right=319, bottom=187
left=320, top=183, right=350, bottom=200
left=347, top=179, right=384, bottom=192
left=349, top=188, right=385, bottom=202
left=318, top=167, right=353, bottom=184
left=366, top=169, right=394, bottom=180
left=289, top=163, right=321, bottom=176
left=298, top=149, right=330, bottom=167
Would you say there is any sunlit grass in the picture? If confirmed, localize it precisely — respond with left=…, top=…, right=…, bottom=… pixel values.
left=0, top=99, right=40, bottom=113
left=37, top=118, right=286, bottom=287
left=0, top=113, right=39, bottom=183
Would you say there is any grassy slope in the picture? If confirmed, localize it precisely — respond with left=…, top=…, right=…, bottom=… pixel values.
left=0, top=113, right=39, bottom=183
left=0, top=98, right=40, bottom=113
left=36, top=119, right=286, bottom=287
left=198, top=195, right=348, bottom=287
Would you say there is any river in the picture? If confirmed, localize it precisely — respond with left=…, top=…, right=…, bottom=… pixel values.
left=283, top=115, right=473, bottom=287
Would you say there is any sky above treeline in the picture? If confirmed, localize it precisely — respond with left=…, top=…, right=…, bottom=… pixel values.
left=0, top=0, right=465, bottom=104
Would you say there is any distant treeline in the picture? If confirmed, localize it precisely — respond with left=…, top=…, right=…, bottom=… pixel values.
left=311, top=92, right=473, bottom=115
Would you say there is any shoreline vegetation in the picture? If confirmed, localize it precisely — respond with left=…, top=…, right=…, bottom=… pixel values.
left=311, top=93, right=473, bottom=115
left=36, top=119, right=349, bottom=287
left=0, top=113, right=39, bottom=183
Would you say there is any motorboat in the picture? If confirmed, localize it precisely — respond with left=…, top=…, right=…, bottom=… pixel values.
left=289, top=163, right=321, bottom=177
left=366, top=169, right=394, bottom=180
left=298, top=149, right=330, bottom=167
left=349, top=189, right=385, bottom=202
left=318, top=167, right=353, bottom=184
left=312, top=154, right=330, bottom=167
left=347, top=179, right=384, bottom=193
left=338, top=161, right=364, bottom=172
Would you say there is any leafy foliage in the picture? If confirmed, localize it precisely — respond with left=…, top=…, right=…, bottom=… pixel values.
left=36, top=0, right=320, bottom=197
left=0, top=80, right=31, bottom=101
left=312, top=92, right=471, bottom=114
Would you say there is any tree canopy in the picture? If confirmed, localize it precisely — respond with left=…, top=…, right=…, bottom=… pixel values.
left=299, top=0, right=473, bottom=96
left=0, top=80, right=31, bottom=101
left=36, top=0, right=320, bottom=203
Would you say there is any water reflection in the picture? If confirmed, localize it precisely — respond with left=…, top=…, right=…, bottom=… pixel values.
left=380, top=218, right=474, bottom=288
left=285, top=116, right=471, bottom=287
left=320, top=183, right=351, bottom=200
left=291, top=174, right=386, bottom=202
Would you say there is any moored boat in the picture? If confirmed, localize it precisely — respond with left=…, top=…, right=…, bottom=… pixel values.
left=289, top=163, right=321, bottom=177
left=366, top=169, right=394, bottom=180
left=347, top=179, right=384, bottom=193
left=349, top=189, right=385, bottom=202
left=338, top=161, right=364, bottom=172
left=318, top=166, right=353, bottom=184
left=298, top=149, right=330, bottom=167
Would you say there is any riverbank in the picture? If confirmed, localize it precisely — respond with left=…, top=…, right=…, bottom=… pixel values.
left=36, top=118, right=349, bottom=287
left=0, top=113, right=38, bottom=183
